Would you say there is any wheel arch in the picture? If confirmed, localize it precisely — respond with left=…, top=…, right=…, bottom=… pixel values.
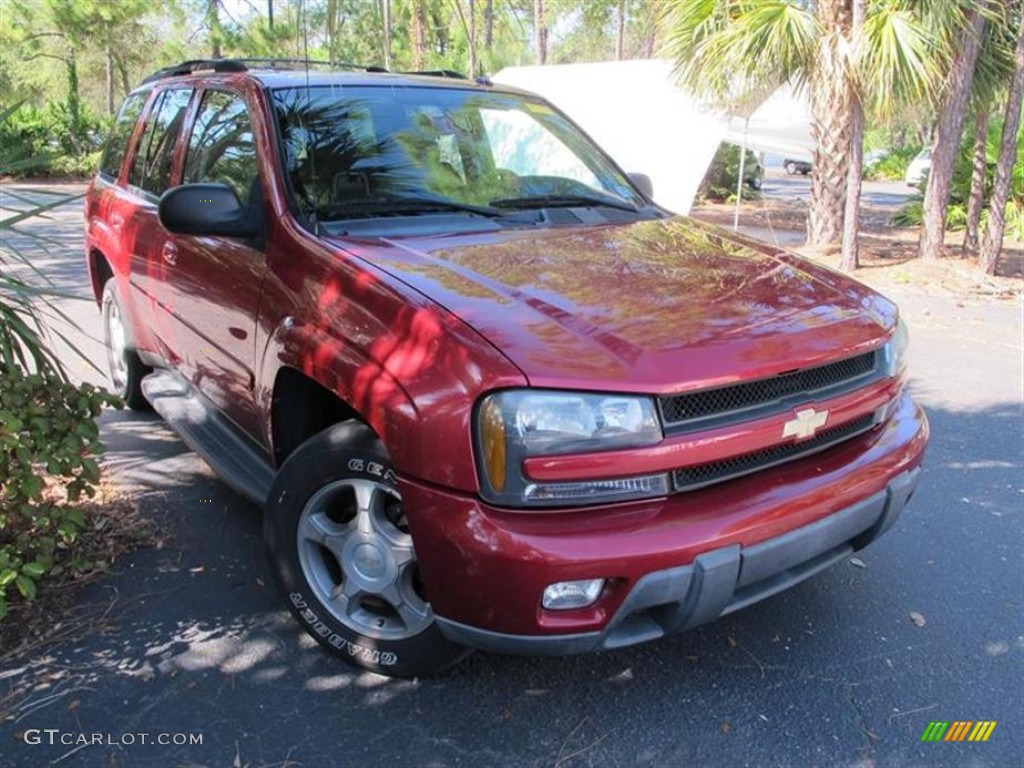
left=88, top=248, right=114, bottom=305
left=269, top=364, right=367, bottom=467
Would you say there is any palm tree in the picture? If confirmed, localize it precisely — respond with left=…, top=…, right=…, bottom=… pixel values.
left=979, top=13, right=1024, bottom=275
left=961, top=19, right=1013, bottom=253
left=840, top=0, right=866, bottom=271
left=661, top=0, right=938, bottom=259
left=918, top=3, right=989, bottom=260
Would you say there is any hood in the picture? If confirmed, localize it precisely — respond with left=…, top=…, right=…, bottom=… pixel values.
left=331, top=217, right=897, bottom=393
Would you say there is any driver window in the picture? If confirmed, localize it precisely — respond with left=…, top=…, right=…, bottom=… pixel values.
left=184, top=90, right=259, bottom=206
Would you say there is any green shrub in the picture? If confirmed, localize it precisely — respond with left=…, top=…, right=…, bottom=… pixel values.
left=893, top=117, right=1023, bottom=238
left=864, top=147, right=921, bottom=181
left=49, top=151, right=101, bottom=178
left=0, top=369, right=119, bottom=619
left=1, top=104, right=120, bottom=620
left=699, top=143, right=763, bottom=202
left=1006, top=200, right=1024, bottom=241
left=0, top=102, right=107, bottom=178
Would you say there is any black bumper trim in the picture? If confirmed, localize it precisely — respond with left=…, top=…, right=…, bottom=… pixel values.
left=435, top=469, right=920, bottom=656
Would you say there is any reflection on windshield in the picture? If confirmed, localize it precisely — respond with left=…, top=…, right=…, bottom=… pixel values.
left=272, top=86, right=642, bottom=221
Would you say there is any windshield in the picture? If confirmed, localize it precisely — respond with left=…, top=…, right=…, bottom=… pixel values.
left=271, top=85, right=645, bottom=221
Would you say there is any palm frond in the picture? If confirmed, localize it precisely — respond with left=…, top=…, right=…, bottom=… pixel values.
left=660, top=0, right=816, bottom=107
left=862, top=8, right=940, bottom=118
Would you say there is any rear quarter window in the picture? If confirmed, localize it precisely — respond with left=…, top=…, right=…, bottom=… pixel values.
left=127, top=87, right=194, bottom=197
left=98, top=92, right=149, bottom=181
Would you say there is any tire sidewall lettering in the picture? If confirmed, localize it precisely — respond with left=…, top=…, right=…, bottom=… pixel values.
left=288, top=591, right=398, bottom=666
left=347, top=458, right=397, bottom=484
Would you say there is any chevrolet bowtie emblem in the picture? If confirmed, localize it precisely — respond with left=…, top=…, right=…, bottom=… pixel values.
left=782, top=408, right=829, bottom=439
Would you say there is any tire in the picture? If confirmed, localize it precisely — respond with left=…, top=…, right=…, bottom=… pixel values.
left=101, top=280, right=151, bottom=410
left=264, top=421, right=470, bottom=677
left=785, top=162, right=797, bottom=175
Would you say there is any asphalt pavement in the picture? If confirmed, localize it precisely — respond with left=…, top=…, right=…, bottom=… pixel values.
left=0, top=183, right=1021, bottom=768
left=760, top=171, right=915, bottom=212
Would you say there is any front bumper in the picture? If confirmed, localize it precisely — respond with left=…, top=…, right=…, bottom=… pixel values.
left=435, top=469, right=918, bottom=655
left=400, top=392, right=928, bottom=651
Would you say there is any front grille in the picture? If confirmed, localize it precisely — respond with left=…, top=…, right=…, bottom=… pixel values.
left=660, top=351, right=878, bottom=428
left=672, top=413, right=876, bottom=492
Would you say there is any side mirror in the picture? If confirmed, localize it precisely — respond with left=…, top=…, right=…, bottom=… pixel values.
left=159, top=183, right=261, bottom=239
left=629, top=172, right=653, bottom=199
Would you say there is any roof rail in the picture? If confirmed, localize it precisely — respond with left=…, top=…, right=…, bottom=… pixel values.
left=406, top=69, right=467, bottom=80
left=141, top=58, right=389, bottom=84
left=141, top=59, right=247, bottom=84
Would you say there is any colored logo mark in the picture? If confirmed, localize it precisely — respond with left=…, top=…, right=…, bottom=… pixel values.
left=921, top=721, right=997, bottom=742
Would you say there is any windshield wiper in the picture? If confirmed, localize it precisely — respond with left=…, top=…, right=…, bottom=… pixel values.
left=318, top=194, right=503, bottom=220
left=489, top=192, right=638, bottom=213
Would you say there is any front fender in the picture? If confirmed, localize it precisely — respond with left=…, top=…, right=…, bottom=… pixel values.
left=259, top=305, right=525, bottom=493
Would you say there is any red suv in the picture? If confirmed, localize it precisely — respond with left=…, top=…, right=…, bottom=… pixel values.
left=85, top=59, right=928, bottom=677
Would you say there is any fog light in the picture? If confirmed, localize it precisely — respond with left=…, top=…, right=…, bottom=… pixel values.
left=542, top=579, right=605, bottom=610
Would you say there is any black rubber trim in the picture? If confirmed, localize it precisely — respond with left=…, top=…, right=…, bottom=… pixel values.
left=435, top=469, right=920, bottom=655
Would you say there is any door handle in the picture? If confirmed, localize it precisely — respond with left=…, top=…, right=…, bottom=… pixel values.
left=162, top=242, right=178, bottom=266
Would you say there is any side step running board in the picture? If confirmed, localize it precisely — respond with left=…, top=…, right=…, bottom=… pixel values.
left=141, top=371, right=275, bottom=509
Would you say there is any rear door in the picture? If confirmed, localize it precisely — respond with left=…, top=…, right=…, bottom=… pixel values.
left=164, top=88, right=267, bottom=438
left=123, top=86, right=195, bottom=363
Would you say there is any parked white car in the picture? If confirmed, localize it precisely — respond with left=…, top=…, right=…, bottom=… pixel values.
left=905, top=147, right=932, bottom=186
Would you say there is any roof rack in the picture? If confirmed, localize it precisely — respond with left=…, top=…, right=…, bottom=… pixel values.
left=142, top=59, right=492, bottom=87
left=141, top=58, right=389, bottom=84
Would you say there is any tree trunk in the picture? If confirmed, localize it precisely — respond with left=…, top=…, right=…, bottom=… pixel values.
left=840, top=0, right=866, bottom=272
left=807, top=0, right=852, bottom=247
left=962, top=106, right=990, bottom=255
left=105, top=47, right=115, bottom=116
left=918, top=7, right=988, bottom=260
left=641, top=2, right=657, bottom=59
left=327, top=0, right=337, bottom=60
left=381, top=0, right=392, bottom=69
left=117, top=57, right=130, bottom=98
left=410, top=0, right=428, bottom=70
left=979, top=15, right=1024, bottom=275
left=468, top=0, right=477, bottom=76
left=534, top=0, right=547, bottom=65
left=484, top=0, right=493, bottom=51
left=207, top=0, right=221, bottom=58
left=616, top=0, right=626, bottom=61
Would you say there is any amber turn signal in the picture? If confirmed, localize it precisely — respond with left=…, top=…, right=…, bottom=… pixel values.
left=479, top=398, right=507, bottom=492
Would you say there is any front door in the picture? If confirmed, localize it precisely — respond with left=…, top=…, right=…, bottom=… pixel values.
left=166, top=88, right=267, bottom=438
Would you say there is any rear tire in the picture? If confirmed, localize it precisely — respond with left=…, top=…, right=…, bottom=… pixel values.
left=264, top=421, right=470, bottom=677
left=101, top=280, right=151, bottom=411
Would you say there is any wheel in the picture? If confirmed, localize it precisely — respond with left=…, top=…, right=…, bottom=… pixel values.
left=264, top=421, right=470, bottom=677
left=101, top=280, right=151, bottom=410
left=785, top=162, right=797, bottom=175
left=749, top=177, right=763, bottom=190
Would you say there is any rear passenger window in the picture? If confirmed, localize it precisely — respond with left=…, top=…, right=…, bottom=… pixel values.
left=99, top=92, right=148, bottom=180
left=184, top=91, right=259, bottom=206
left=127, top=88, right=193, bottom=196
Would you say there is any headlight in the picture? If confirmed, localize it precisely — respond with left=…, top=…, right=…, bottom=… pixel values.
left=884, top=318, right=909, bottom=378
left=476, top=390, right=667, bottom=507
